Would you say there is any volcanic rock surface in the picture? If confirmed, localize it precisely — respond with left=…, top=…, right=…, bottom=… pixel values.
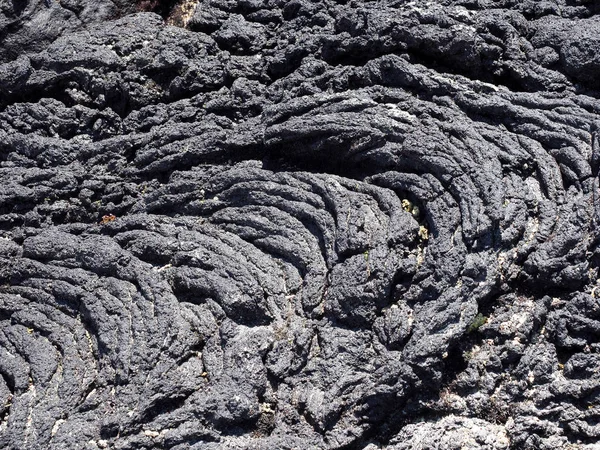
left=1, top=0, right=600, bottom=449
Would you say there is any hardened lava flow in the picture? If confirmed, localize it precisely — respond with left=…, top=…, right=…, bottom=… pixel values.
left=1, top=1, right=600, bottom=449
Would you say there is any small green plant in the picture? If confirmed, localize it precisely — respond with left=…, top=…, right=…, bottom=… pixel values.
left=418, top=225, right=429, bottom=241
left=467, top=313, right=487, bottom=333
left=402, top=199, right=420, bottom=218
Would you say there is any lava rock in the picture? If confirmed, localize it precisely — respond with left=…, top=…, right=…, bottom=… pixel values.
left=1, top=0, right=600, bottom=449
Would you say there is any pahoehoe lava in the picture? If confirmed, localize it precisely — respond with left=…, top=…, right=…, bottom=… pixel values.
left=1, top=0, right=600, bottom=449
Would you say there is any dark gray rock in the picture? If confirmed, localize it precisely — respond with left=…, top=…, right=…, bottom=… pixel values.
left=1, top=0, right=600, bottom=448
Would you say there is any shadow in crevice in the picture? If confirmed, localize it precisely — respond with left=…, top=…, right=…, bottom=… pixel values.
left=135, top=0, right=179, bottom=19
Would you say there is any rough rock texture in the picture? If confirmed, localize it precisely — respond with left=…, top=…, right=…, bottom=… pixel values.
left=1, top=0, right=600, bottom=449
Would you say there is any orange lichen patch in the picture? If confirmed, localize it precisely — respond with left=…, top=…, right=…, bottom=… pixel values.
left=167, top=0, right=198, bottom=28
left=100, top=214, right=116, bottom=224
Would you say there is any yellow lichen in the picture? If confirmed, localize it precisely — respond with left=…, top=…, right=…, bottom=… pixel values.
left=167, top=0, right=199, bottom=27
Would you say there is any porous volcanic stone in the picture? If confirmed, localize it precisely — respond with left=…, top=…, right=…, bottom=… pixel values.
left=1, top=1, right=600, bottom=449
